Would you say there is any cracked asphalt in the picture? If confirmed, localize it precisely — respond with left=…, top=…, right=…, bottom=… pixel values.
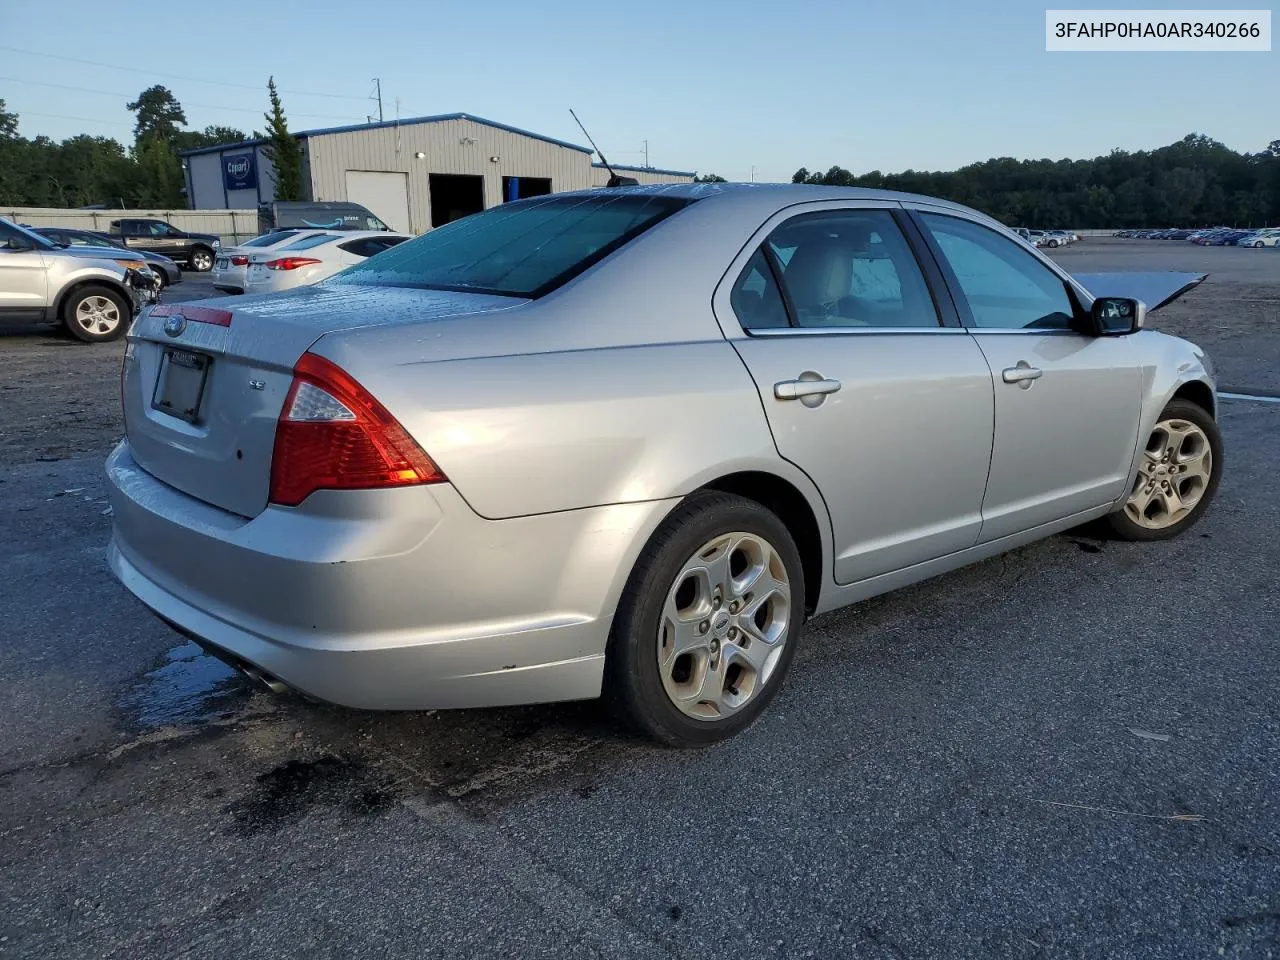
left=1, top=241, right=1278, bottom=959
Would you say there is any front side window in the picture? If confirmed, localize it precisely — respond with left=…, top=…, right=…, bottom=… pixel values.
left=764, top=210, right=939, bottom=329
left=920, top=214, right=1075, bottom=330
left=331, top=193, right=695, bottom=298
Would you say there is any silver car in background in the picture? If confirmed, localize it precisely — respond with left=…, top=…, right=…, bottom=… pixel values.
left=212, top=230, right=327, bottom=294
left=106, top=185, right=1221, bottom=744
left=241, top=230, right=412, bottom=295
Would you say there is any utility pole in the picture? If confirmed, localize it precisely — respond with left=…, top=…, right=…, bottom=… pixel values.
left=642, top=139, right=649, bottom=168
left=371, top=79, right=384, bottom=123
left=750, top=165, right=756, bottom=183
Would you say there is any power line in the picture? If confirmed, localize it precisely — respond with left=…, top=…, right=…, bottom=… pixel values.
left=0, top=45, right=371, bottom=100
left=0, top=76, right=366, bottom=121
left=13, top=110, right=133, bottom=129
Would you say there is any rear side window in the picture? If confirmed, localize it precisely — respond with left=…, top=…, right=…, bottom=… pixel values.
left=331, top=193, right=695, bottom=298
left=338, top=236, right=408, bottom=258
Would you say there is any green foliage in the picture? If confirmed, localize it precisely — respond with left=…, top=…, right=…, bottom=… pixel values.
left=694, top=173, right=727, bottom=182
left=0, top=99, right=17, bottom=140
left=793, top=133, right=1280, bottom=227
left=126, top=85, right=187, bottom=145
left=176, top=125, right=249, bottom=152
left=261, top=77, right=303, bottom=201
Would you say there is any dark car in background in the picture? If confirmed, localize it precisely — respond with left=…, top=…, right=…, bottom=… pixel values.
left=29, top=227, right=184, bottom=288
left=108, top=218, right=222, bottom=272
left=257, top=201, right=390, bottom=235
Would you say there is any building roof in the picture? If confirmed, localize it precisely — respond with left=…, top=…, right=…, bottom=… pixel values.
left=179, top=113, right=592, bottom=158
left=592, top=161, right=697, bottom=178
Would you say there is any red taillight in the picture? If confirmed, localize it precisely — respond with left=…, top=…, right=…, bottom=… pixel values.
left=230, top=255, right=249, bottom=266
left=268, top=353, right=445, bottom=507
left=265, top=257, right=322, bottom=271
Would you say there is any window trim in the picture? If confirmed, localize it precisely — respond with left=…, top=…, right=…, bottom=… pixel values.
left=903, top=206, right=1093, bottom=334
left=717, top=202, right=956, bottom=339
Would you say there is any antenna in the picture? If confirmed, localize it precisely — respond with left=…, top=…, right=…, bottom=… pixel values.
left=569, top=108, right=637, bottom=187
left=371, top=78, right=383, bottom=122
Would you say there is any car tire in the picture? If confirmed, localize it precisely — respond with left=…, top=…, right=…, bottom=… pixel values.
left=1107, top=399, right=1222, bottom=542
left=62, top=284, right=129, bottom=343
left=1254, top=241, right=1264, bottom=248
left=1048, top=238, right=1059, bottom=247
left=605, top=491, right=806, bottom=746
left=189, top=247, right=214, bottom=272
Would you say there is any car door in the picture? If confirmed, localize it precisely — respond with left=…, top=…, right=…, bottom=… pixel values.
left=0, top=221, right=50, bottom=318
left=719, top=204, right=995, bottom=584
left=911, top=209, right=1143, bottom=542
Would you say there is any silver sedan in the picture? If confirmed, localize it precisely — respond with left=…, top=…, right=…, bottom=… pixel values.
left=106, top=185, right=1221, bottom=745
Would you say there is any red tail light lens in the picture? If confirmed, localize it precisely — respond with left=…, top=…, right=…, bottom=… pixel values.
left=230, top=255, right=249, bottom=266
left=265, top=257, right=322, bottom=271
left=268, top=353, right=445, bottom=507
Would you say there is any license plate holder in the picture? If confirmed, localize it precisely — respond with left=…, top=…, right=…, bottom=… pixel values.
left=151, top=348, right=210, bottom=423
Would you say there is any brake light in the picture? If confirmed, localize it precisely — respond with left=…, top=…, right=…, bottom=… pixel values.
left=265, top=257, right=322, bottom=271
left=230, top=255, right=249, bottom=266
left=268, top=353, right=445, bottom=507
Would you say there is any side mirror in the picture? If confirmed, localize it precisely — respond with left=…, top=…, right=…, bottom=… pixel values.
left=1091, top=296, right=1146, bottom=336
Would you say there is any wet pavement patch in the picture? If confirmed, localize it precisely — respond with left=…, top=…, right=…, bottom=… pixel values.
left=118, top=641, right=245, bottom=728
left=230, top=755, right=398, bottom=835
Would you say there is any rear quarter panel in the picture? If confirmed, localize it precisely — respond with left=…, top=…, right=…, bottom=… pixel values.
left=323, top=338, right=799, bottom=521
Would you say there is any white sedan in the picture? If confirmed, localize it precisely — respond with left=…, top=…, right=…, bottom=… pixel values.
left=213, top=229, right=329, bottom=294
left=242, top=230, right=412, bottom=295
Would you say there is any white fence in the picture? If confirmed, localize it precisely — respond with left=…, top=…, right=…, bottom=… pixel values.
left=3, top=208, right=262, bottom=244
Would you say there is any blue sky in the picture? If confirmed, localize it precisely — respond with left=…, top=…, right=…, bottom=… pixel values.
left=3, top=0, right=1275, bottom=180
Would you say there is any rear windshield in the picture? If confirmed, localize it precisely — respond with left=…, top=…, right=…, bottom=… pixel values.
left=330, top=193, right=695, bottom=298
left=243, top=230, right=305, bottom=247
left=279, top=233, right=340, bottom=252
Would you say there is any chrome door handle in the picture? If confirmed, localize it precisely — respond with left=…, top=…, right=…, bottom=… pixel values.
left=774, top=378, right=842, bottom=400
left=1002, top=363, right=1043, bottom=384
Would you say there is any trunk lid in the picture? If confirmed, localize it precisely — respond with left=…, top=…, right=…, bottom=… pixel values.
left=122, top=284, right=522, bottom=517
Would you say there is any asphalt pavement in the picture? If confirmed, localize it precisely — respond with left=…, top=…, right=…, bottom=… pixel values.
left=1, top=242, right=1277, bottom=959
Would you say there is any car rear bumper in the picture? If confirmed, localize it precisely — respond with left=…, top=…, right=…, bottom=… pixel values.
left=105, top=442, right=674, bottom=710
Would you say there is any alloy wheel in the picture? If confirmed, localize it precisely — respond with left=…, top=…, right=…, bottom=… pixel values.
left=657, top=532, right=791, bottom=721
left=1124, top=418, right=1213, bottom=529
left=192, top=250, right=213, bottom=271
left=74, top=295, right=121, bottom=337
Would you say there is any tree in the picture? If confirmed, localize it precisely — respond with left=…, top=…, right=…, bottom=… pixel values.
left=176, top=125, right=249, bottom=152
left=0, top=99, right=17, bottom=140
left=261, top=77, right=303, bottom=201
left=134, top=135, right=184, bottom=208
left=694, top=173, right=726, bottom=182
left=126, top=85, right=187, bottom=144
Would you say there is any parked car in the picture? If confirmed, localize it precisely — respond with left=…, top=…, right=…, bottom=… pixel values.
left=241, top=230, right=411, bottom=295
left=257, top=201, right=391, bottom=235
left=1042, top=231, right=1070, bottom=248
left=1026, top=230, right=1047, bottom=246
left=213, top=230, right=328, bottom=294
left=0, top=218, right=157, bottom=341
left=27, top=226, right=183, bottom=288
left=1240, top=228, right=1280, bottom=248
left=106, top=185, right=1221, bottom=744
left=108, top=218, right=222, bottom=272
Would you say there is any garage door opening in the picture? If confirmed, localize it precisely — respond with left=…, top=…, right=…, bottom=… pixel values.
left=429, top=174, right=485, bottom=227
left=502, top=176, right=552, bottom=203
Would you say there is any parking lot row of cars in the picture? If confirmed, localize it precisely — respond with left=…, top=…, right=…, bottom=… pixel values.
left=1012, top=228, right=1079, bottom=248
left=1114, top=226, right=1280, bottom=246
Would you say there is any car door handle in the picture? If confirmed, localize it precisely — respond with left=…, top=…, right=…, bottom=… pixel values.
left=774, top=378, right=842, bottom=400
left=1001, top=363, right=1043, bottom=384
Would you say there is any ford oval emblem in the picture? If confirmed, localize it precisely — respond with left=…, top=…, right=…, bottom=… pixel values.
left=163, top=314, right=186, bottom=338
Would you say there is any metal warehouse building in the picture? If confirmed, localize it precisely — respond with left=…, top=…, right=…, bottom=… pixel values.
left=180, top=113, right=695, bottom=234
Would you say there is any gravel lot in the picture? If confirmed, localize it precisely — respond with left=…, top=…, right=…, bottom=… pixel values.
left=2, top=242, right=1278, bottom=959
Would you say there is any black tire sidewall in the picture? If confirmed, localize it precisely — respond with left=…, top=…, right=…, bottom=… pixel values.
left=1108, top=399, right=1223, bottom=541
left=62, top=285, right=129, bottom=343
left=606, top=492, right=806, bottom=746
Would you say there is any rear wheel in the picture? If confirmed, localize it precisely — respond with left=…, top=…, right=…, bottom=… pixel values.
left=1254, top=241, right=1265, bottom=248
left=1107, top=399, right=1222, bottom=541
left=62, top=285, right=128, bottom=343
left=605, top=491, right=805, bottom=746
left=189, top=247, right=214, bottom=272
